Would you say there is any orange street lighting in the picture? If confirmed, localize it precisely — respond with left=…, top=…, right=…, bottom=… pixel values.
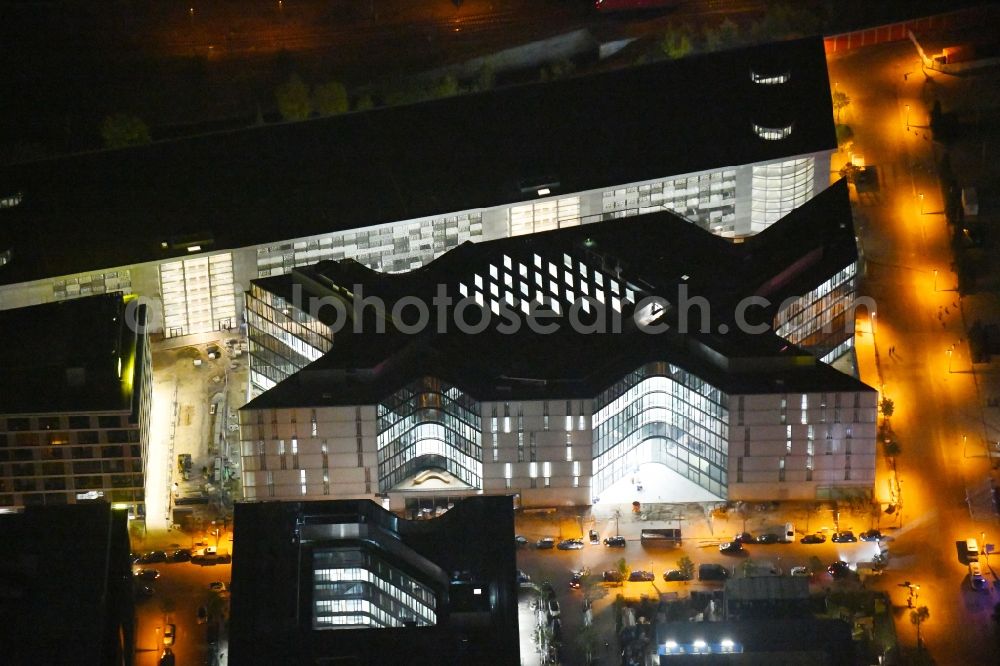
left=919, top=192, right=925, bottom=214
left=947, top=346, right=953, bottom=373
left=905, top=104, right=910, bottom=129
left=933, top=269, right=938, bottom=291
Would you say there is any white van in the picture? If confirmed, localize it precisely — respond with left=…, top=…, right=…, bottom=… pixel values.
left=967, top=538, right=980, bottom=562
left=969, top=561, right=988, bottom=590
left=783, top=523, right=795, bottom=543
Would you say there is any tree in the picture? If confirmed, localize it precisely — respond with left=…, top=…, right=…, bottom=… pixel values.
left=661, top=25, right=693, bottom=59
left=808, top=556, right=824, bottom=575
left=314, top=81, right=349, bottom=116
left=836, top=124, right=854, bottom=147
left=616, top=557, right=631, bottom=584
left=677, top=555, right=695, bottom=581
left=735, top=501, right=752, bottom=534
left=750, top=3, right=820, bottom=42
left=703, top=18, right=740, bottom=52
left=741, top=557, right=756, bottom=578
left=100, top=113, right=151, bottom=149
left=884, top=439, right=902, bottom=457
left=429, top=74, right=460, bottom=99
left=910, top=605, right=930, bottom=648
left=355, top=93, right=375, bottom=112
left=832, top=90, right=851, bottom=123
left=276, top=74, right=312, bottom=121
left=576, top=624, right=599, bottom=664
left=879, top=397, right=895, bottom=421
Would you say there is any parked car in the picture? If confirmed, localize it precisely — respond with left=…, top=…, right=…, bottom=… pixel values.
left=139, top=551, right=167, bottom=564
left=733, top=532, right=754, bottom=544
left=790, top=566, right=811, bottom=577
left=208, top=581, right=228, bottom=592
left=719, top=541, right=743, bottom=554
left=756, top=533, right=780, bottom=544
left=589, top=529, right=600, bottom=545
left=698, top=563, right=730, bottom=581
left=547, top=598, right=561, bottom=618
left=536, top=538, right=556, bottom=550
left=832, top=531, right=857, bottom=543
left=969, top=562, right=988, bottom=591
left=602, top=570, right=624, bottom=583
left=603, top=536, right=626, bottom=548
left=628, top=570, right=655, bottom=582
left=569, top=573, right=582, bottom=589
left=663, top=569, right=691, bottom=582
left=136, top=569, right=160, bottom=581
left=515, top=535, right=529, bottom=548
left=163, top=623, right=176, bottom=646
left=557, top=538, right=584, bottom=550
left=196, top=605, right=208, bottom=624
left=827, top=561, right=851, bottom=578
left=169, top=549, right=192, bottom=562
left=859, top=529, right=883, bottom=542
left=800, top=533, right=826, bottom=544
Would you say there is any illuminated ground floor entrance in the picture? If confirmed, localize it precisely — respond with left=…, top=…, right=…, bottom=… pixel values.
left=593, top=461, right=723, bottom=505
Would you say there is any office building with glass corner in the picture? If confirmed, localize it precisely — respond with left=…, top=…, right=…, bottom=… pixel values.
left=238, top=181, right=876, bottom=510
left=229, top=496, right=519, bottom=665
left=1, top=38, right=837, bottom=345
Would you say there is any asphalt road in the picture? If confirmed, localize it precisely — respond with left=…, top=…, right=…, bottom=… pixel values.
left=830, top=37, right=1000, bottom=665
left=134, top=554, right=232, bottom=666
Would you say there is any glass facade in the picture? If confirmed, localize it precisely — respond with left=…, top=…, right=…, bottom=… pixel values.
left=53, top=269, right=132, bottom=301
left=602, top=171, right=738, bottom=235
left=256, top=212, right=483, bottom=278
left=508, top=197, right=581, bottom=236
left=376, top=378, right=482, bottom=492
left=313, top=547, right=437, bottom=629
left=159, top=253, right=237, bottom=337
left=775, top=262, right=857, bottom=359
left=246, top=283, right=335, bottom=392
left=750, top=158, right=815, bottom=232
left=592, top=362, right=728, bottom=499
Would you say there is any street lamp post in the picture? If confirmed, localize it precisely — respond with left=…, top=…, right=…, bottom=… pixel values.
left=905, top=104, right=910, bottom=129
left=919, top=192, right=925, bottom=214
left=933, top=269, right=938, bottom=291
left=947, top=347, right=953, bottom=373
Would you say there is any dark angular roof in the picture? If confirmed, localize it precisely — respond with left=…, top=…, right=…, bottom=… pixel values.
left=244, top=180, right=871, bottom=410
left=229, top=496, right=519, bottom=666
left=0, top=37, right=834, bottom=286
left=0, top=292, right=143, bottom=414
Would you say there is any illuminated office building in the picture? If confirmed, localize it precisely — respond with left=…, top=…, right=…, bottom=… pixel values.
left=0, top=294, right=151, bottom=518
left=238, top=182, right=876, bottom=509
left=1, top=39, right=836, bottom=344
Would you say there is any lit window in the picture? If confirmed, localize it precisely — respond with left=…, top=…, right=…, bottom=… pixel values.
left=474, top=274, right=483, bottom=289
left=529, top=462, right=538, bottom=478
left=504, top=273, right=513, bottom=288
left=504, top=463, right=512, bottom=479
left=750, top=70, right=790, bottom=85
left=566, top=446, right=572, bottom=461
left=533, top=254, right=542, bottom=268
left=543, top=462, right=552, bottom=477
left=503, top=255, right=512, bottom=270
left=549, top=262, right=558, bottom=278
left=572, top=460, right=580, bottom=476
left=490, top=264, right=498, bottom=279
left=753, top=123, right=794, bottom=140
left=459, top=283, right=468, bottom=297
left=578, top=262, right=588, bottom=279
left=519, top=263, right=528, bottom=278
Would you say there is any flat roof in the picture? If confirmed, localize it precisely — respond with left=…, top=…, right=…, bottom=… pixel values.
left=655, top=619, right=854, bottom=665
left=0, top=292, right=142, bottom=414
left=0, top=37, right=834, bottom=286
left=0, top=503, right=132, bottom=666
left=229, top=496, right=519, bottom=665
left=244, top=180, right=871, bottom=410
